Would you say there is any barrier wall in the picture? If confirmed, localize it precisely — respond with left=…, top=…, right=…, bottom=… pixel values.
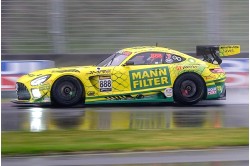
left=221, top=58, right=249, bottom=88
left=1, top=60, right=55, bottom=91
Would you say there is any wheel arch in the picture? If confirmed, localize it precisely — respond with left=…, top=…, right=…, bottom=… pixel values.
left=173, top=72, right=207, bottom=100
left=50, top=74, right=85, bottom=104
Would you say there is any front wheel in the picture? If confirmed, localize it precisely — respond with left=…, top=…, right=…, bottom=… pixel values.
left=173, top=73, right=205, bottom=105
left=51, top=76, right=84, bottom=107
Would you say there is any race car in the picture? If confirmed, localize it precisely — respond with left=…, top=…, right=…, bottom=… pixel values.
left=13, top=45, right=240, bottom=106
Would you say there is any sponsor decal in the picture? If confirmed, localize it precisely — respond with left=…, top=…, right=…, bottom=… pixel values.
left=172, top=55, right=182, bottom=62
left=165, top=54, right=173, bottom=63
left=117, top=50, right=132, bottom=56
left=123, top=51, right=132, bottom=56
left=183, top=66, right=197, bottom=70
left=164, top=88, right=173, bottom=97
left=150, top=53, right=162, bottom=59
left=176, top=65, right=198, bottom=70
left=129, top=67, right=171, bottom=90
left=176, top=66, right=183, bottom=70
left=88, top=70, right=111, bottom=75
left=52, top=69, right=80, bottom=73
left=220, top=45, right=239, bottom=49
left=99, top=76, right=112, bottom=92
left=219, top=45, right=240, bottom=56
left=207, top=87, right=217, bottom=95
left=87, top=91, right=95, bottom=96
left=216, top=86, right=222, bottom=93
left=39, top=84, right=50, bottom=91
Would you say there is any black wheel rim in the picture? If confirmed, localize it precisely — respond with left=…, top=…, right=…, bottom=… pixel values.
left=180, top=80, right=197, bottom=98
left=59, top=81, right=77, bottom=100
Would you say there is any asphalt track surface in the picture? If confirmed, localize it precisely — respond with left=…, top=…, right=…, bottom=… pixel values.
left=1, top=92, right=249, bottom=166
left=2, top=147, right=249, bottom=166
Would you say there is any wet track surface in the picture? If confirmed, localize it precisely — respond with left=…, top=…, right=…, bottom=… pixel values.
left=2, top=101, right=249, bottom=166
left=1, top=102, right=249, bottom=131
left=2, top=147, right=249, bottom=166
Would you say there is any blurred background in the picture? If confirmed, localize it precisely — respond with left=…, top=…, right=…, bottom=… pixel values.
left=2, top=0, right=248, bottom=54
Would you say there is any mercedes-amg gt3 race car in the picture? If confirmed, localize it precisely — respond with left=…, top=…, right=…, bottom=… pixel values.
left=13, top=45, right=240, bottom=106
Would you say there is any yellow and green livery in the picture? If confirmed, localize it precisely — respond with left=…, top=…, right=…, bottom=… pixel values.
left=14, top=45, right=240, bottom=106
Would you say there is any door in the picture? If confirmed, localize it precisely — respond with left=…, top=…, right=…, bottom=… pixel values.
left=111, top=52, right=171, bottom=95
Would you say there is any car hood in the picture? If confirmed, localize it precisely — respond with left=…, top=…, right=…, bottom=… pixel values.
left=32, top=66, right=93, bottom=75
left=17, top=65, right=95, bottom=82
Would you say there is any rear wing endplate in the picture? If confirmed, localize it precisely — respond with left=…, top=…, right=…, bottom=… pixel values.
left=196, top=45, right=240, bottom=64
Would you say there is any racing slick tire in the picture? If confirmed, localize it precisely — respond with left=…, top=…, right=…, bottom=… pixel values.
left=173, top=73, right=205, bottom=105
left=51, top=76, right=84, bottom=107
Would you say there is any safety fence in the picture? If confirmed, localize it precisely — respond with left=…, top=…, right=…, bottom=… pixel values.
left=2, top=0, right=248, bottom=54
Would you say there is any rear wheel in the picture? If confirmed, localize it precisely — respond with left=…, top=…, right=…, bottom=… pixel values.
left=173, top=73, right=205, bottom=105
left=51, top=76, right=84, bottom=107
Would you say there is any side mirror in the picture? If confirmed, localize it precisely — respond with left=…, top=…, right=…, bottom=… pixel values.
left=124, top=60, right=134, bottom=66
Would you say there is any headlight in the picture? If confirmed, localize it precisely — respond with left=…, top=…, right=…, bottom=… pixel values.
left=31, top=75, right=51, bottom=86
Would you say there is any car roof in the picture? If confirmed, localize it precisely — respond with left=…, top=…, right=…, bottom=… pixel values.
left=120, top=46, right=190, bottom=57
left=121, top=46, right=171, bottom=53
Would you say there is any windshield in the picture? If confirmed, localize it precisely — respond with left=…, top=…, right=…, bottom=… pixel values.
left=97, top=52, right=129, bottom=67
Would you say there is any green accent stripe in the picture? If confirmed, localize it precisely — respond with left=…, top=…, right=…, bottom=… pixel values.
left=86, top=87, right=166, bottom=99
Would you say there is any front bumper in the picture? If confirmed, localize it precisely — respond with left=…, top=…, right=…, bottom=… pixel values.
left=11, top=99, right=51, bottom=105
left=12, top=99, right=36, bottom=104
left=13, top=97, right=51, bottom=104
left=15, top=82, right=51, bottom=104
left=16, top=82, right=31, bottom=100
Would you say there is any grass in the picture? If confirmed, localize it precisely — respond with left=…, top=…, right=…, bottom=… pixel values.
left=2, top=128, right=248, bottom=155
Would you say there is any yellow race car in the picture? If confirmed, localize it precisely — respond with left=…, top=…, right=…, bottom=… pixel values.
left=13, top=45, right=240, bottom=106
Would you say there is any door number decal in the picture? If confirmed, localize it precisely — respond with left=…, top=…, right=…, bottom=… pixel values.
left=99, top=76, right=112, bottom=92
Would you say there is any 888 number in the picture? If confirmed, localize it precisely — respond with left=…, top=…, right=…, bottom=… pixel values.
left=100, top=79, right=112, bottom=88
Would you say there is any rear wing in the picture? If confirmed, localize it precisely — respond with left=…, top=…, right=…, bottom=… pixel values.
left=196, top=45, right=240, bottom=64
